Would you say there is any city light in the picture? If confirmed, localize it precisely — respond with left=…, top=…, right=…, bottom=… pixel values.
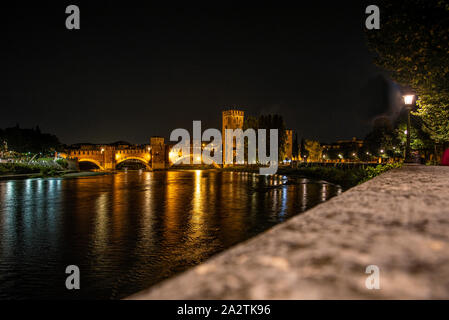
left=403, top=95, right=415, bottom=105
left=403, top=94, right=414, bottom=163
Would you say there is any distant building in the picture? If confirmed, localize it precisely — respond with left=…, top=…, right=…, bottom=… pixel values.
left=321, top=137, right=364, bottom=162
left=322, top=137, right=364, bottom=151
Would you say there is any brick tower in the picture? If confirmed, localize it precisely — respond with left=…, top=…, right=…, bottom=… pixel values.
left=150, top=137, right=166, bottom=170
left=222, top=109, right=244, bottom=164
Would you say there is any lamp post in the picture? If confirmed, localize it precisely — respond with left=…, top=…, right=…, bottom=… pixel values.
left=403, top=94, right=415, bottom=163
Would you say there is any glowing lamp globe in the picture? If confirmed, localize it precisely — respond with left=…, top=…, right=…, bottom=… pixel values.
left=403, top=95, right=414, bottom=105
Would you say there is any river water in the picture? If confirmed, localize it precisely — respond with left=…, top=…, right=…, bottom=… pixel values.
left=0, top=170, right=341, bottom=299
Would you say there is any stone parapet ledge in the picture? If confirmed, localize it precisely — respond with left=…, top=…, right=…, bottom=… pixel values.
left=128, top=165, right=449, bottom=299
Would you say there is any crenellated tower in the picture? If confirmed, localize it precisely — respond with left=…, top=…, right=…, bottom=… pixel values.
left=222, top=109, right=244, bottom=164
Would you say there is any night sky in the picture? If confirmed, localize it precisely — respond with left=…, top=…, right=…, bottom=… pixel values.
left=1, top=2, right=400, bottom=145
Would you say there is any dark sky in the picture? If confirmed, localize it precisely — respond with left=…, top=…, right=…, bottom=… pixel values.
left=1, top=1, right=399, bottom=145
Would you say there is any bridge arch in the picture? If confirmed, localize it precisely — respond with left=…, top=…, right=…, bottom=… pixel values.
left=78, top=159, right=105, bottom=170
left=168, top=155, right=221, bottom=168
left=116, top=156, right=151, bottom=169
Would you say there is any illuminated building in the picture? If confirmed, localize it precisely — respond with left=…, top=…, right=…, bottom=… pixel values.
left=222, top=109, right=244, bottom=165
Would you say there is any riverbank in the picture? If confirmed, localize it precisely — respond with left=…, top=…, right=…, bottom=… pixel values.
left=60, top=171, right=113, bottom=178
left=128, top=165, right=449, bottom=299
left=222, top=163, right=401, bottom=189
left=0, top=170, right=112, bottom=180
left=0, top=161, right=67, bottom=178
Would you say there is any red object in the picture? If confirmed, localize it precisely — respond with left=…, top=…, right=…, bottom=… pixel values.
left=442, top=148, right=449, bottom=166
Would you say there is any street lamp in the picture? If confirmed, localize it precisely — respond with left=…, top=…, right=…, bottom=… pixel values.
left=403, top=94, right=415, bottom=163
left=403, top=95, right=414, bottom=105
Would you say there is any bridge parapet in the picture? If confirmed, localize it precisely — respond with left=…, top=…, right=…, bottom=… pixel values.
left=68, top=144, right=152, bottom=171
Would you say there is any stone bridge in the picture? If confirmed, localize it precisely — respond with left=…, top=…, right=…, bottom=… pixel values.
left=68, top=137, right=167, bottom=170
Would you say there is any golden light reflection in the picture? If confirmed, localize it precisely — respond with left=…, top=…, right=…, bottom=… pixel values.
left=111, top=174, right=128, bottom=238
left=301, top=183, right=308, bottom=212
left=142, top=172, right=153, bottom=223
left=189, top=170, right=206, bottom=240
left=163, top=171, right=185, bottom=243
left=217, top=171, right=246, bottom=241
left=321, top=183, right=328, bottom=202
left=132, top=172, right=155, bottom=263
left=93, top=192, right=109, bottom=256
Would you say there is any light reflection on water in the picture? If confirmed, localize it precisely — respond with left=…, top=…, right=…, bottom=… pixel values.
left=0, top=170, right=341, bottom=299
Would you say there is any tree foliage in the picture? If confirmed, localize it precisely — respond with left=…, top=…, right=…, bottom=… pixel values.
left=304, top=140, right=323, bottom=162
left=300, top=138, right=308, bottom=160
left=366, top=0, right=449, bottom=143
left=396, top=117, right=433, bottom=151
left=243, top=114, right=287, bottom=161
left=414, top=94, right=449, bottom=143
left=0, top=125, right=62, bottom=154
left=292, top=132, right=299, bottom=159
left=364, top=117, right=398, bottom=157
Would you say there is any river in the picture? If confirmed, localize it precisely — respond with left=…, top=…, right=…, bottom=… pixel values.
left=0, top=170, right=341, bottom=299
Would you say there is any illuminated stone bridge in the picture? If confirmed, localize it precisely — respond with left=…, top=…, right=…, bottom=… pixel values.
left=68, top=137, right=167, bottom=170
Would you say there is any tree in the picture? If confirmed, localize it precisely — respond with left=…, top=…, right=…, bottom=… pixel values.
left=292, top=132, right=299, bottom=160
left=243, top=116, right=259, bottom=132
left=396, top=116, right=433, bottom=151
left=258, top=114, right=287, bottom=161
left=325, top=148, right=339, bottom=162
left=364, top=117, right=398, bottom=157
left=414, top=94, right=449, bottom=144
left=395, top=112, right=436, bottom=162
left=0, top=126, right=62, bottom=154
left=300, top=138, right=308, bottom=161
left=243, top=116, right=260, bottom=162
left=242, top=114, right=288, bottom=162
left=304, top=140, right=323, bottom=162
left=366, top=1, right=449, bottom=145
